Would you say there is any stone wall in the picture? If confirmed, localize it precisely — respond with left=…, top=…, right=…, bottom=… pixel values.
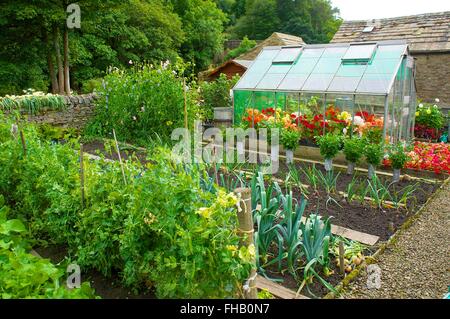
left=414, top=52, right=450, bottom=107
left=25, top=93, right=97, bottom=130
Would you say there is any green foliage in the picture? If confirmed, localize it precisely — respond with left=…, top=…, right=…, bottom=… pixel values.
left=363, top=127, right=383, bottom=144
left=0, top=199, right=97, bottom=299
left=81, top=78, right=103, bottom=94
left=84, top=62, right=198, bottom=144
left=0, top=116, right=252, bottom=298
left=231, top=0, right=341, bottom=43
left=0, top=89, right=65, bottom=114
left=364, top=143, right=384, bottom=166
left=172, top=0, right=228, bottom=71
left=415, top=103, right=445, bottom=129
left=199, top=74, right=239, bottom=120
left=280, top=128, right=301, bottom=150
left=387, top=142, right=411, bottom=170
left=315, top=133, right=342, bottom=160
left=343, top=137, right=365, bottom=164
left=224, top=36, right=257, bottom=61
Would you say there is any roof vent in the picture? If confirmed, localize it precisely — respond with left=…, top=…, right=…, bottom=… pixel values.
left=362, top=19, right=380, bottom=33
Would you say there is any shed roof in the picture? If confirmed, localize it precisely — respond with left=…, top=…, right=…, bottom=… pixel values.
left=233, top=40, right=411, bottom=95
left=331, top=11, right=450, bottom=53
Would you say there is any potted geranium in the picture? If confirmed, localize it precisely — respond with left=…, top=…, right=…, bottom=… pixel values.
left=343, top=136, right=365, bottom=175
left=281, top=128, right=301, bottom=164
left=315, top=133, right=342, bottom=172
left=364, top=143, right=384, bottom=179
left=414, top=100, right=445, bottom=142
left=387, top=142, right=411, bottom=182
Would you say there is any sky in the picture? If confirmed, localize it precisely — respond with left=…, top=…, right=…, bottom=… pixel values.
left=330, top=0, right=450, bottom=21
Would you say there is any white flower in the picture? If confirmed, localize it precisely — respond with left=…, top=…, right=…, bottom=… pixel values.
left=353, top=116, right=365, bottom=126
left=132, top=116, right=137, bottom=121
left=433, top=104, right=438, bottom=108
left=435, top=98, right=440, bottom=103
left=419, top=103, right=423, bottom=108
left=343, top=128, right=348, bottom=135
left=128, top=60, right=133, bottom=65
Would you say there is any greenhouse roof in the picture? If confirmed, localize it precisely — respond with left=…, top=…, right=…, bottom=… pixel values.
left=233, top=40, right=410, bottom=95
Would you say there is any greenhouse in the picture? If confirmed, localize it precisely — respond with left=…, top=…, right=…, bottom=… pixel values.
left=233, top=40, right=417, bottom=143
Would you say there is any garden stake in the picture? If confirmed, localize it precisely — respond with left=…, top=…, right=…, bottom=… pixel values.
left=19, top=128, right=26, bottom=157
left=183, top=78, right=188, bottom=130
left=112, top=129, right=127, bottom=185
left=80, top=143, right=85, bottom=209
left=234, top=187, right=258, bottom=299
left=339, top=241, right=345, bottom=276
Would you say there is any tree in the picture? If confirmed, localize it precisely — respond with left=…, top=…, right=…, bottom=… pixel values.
left=224, top=36, right=256, bottom=60
left=231, top=0, right=280, bottom=40
left=171, top=0, right=227, bottom=72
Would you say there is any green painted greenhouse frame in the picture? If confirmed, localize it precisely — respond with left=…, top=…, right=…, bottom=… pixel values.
left=232, top=40, right=417, bottom=143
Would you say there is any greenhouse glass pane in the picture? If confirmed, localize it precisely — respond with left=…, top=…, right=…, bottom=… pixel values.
left=301, top=48, right=325, bottom=58
left=233, top=90, right=253, bottom=124
left=234, top=72, right=266, bottom=89
left=365, top=59, right=399, bottom=74
left=273, top=48, right=302, bottom=63
left=256, top=73, right=286, bottom=90
left=278, top=74, right=308, bottom=91
left=321, top=46, right=348, bottom=58
left=356, top=73, right=392, bottom=93
left=258, top=49, right=280, bottom=60
left=342, top=44, right=377, bottom=61
left=375, top=45, right=406, bottom=59
left=267, top=64, right=292, bottom=74
left=328, top=76, right=361, bottom=92
left=289, top=57, right=319, bottom=74
left=336, top=64, right=366, bottom=77
left=248, top=59, right=273, bottom=73
left=312, top=58, right=341, bottom=74
left=302, top=74, right=334, bottom=91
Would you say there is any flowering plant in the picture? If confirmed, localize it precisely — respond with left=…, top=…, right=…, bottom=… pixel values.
left=414, top=100, right=445, bottom=140
left=385, top=142, right=450, bottom=174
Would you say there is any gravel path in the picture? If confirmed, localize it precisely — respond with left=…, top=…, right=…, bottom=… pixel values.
left=341, top=180, right=450, bottom=299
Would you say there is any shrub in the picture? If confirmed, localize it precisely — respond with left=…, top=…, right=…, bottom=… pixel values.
left=84, top=62, right=199, bottom=145
left=224, top=36, right=257, bottom=61
left=315, top=133, right=342, bottom=160
left=199, top=74, right=239, bottom=121
left=343, top=137, right=365, bottom=163
left=364, top=143, right=384, bottom=166
left=81, top=78, right=103, bottom=94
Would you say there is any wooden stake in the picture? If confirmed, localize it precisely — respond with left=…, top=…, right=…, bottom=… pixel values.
left=112, top=129, right=127, bottom=185
left=19, top=129, right=26, bottom=157
left=339, top=241, right=345, bottom=276
left=183, top=78, right=188, bottom=130
left=234, top=187, right=258, bottom=299
left=80, top=143, right=85, bottom=209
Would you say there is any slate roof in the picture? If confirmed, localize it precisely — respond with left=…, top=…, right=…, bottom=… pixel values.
left=331, top=12, right=450, bottom=53
left=237, top=32, right=305, bottom=60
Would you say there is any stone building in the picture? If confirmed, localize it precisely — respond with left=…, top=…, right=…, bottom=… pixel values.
left=331, top=11, right=450, bottom=107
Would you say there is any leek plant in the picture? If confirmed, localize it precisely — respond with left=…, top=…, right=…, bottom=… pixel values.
left=301, top=165, right=319, bottom=192
left=317, top=170, right=341, bottom=208
left=285, top=164, right=309, bottom=198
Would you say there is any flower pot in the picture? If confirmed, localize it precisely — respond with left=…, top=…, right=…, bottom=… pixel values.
left=368, top=164, right=376, bottom=179
left=324, top=158, right=333, bottom=172
left=347, top=162, right=355, bottom=175
left=392, top=168, right=401, bottom=183
left=286, top=149, right=294, bottom=164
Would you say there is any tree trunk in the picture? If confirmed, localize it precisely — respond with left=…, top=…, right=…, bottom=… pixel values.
left=45, top=32, right=58, bottom=94
left=53, top=26, right=64, bottom=95
left=63, top=28, right=71, bottom=95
